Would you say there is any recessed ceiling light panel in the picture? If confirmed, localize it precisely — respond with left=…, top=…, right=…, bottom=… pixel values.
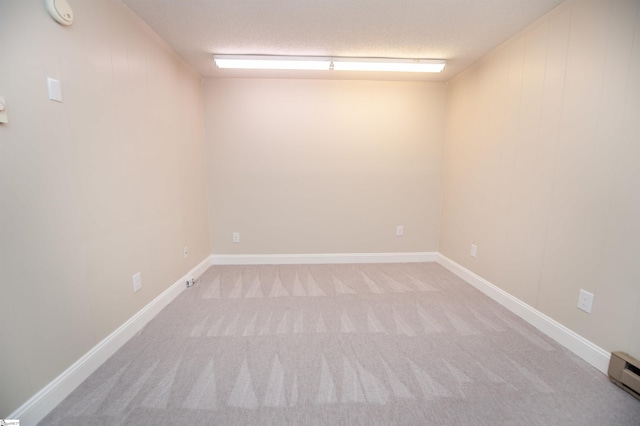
left=213, top=54, right=446, bottom=73
left=332, top=57, right=445, bottom=73
left=214, top=55, right=331, bottom=70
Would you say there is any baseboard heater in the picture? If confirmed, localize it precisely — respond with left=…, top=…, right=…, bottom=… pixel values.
left=608, top=352, right=640, bottom=400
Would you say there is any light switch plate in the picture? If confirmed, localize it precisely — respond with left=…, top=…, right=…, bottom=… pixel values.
left=0, top=96, right=7, bottom=123
left=47, top=77, right=62, bottom=102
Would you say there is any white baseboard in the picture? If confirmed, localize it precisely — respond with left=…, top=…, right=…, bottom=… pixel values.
left=9, top=255, right=213, bottom=426
left=436, top=253, right=611, bottom=374
left=211, top=252, right=438, bottom=265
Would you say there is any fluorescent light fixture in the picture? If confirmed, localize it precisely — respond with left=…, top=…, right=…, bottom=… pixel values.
left=332, top=57, right=445, bottom=73
left=214, top=54, right=446, bottom=73
left=213, top=55, right=331, bottom=70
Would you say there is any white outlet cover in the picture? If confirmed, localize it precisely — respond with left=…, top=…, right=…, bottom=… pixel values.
left=470, top=244, right=478, bottom=258
left=577, top=289, right=594, bottom=313
left=396, top=225, right=404, bottom=236
left=132, top=272, right=142, bottom=293
left=232, top=232, right=240, bottom=243
left=183, top=246, right=188, bottom=258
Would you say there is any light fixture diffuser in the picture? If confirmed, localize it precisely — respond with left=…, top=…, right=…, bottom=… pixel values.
left=332, top=57, right=445, bottom=73
left=213, top=55, right=330, bottom=70
left=213, top=54, right=445, bottom=73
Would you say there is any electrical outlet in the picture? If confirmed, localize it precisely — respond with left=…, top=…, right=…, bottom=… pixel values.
left=183, top=246, right=188, bottom=258
left=577, top=289, right=594, bottom=313
left=186, top=277, right=195, bottom=288
left=132, top=272, right=142, bottom=293
left=232, top=232, right=240, bottom=243
left=396, top=225, right=404, bottom=237
left=470, top=244, right=478, bottom=258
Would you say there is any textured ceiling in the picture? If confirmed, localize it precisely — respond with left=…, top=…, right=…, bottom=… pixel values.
left=122, top=0, right=565, bottom=81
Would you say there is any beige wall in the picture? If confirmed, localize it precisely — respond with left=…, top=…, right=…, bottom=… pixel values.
left=441, top=0, right=640, bottom=359
left=203, top=78, right=446, bottom=255
left=0, top=0, right=210, bottom=416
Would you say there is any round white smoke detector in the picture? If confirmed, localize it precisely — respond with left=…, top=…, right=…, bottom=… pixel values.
left=46, top=0, right=74, bottom=26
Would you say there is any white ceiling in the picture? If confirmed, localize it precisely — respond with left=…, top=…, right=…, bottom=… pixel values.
left=122, top=0, right=565, bottom=81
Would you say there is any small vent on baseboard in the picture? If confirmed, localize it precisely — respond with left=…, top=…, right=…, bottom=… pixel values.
left=608, top=351, right=640, bottom=400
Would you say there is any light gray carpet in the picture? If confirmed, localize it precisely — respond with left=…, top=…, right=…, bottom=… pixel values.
left=42, top=263, right=640, bottom=425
